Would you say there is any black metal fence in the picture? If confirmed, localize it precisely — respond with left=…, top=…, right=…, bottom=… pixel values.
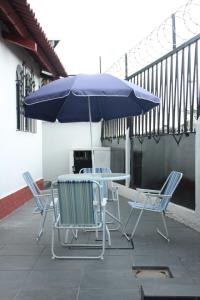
left=102, top=34, right=200, bottom=143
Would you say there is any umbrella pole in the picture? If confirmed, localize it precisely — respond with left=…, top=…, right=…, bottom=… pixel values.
left=88, top=96, right=95, bottom=170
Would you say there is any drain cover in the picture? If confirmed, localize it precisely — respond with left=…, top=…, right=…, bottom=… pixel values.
left=133, top=266, right=172, bottom=279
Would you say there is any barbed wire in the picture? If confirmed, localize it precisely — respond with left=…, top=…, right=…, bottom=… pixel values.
left=105, top=0, right=200, bottom=78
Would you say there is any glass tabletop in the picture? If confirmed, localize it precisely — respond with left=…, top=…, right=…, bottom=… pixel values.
left=58, top=173, right=130, bottom=182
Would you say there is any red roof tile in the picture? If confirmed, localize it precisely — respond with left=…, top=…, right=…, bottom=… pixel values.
left=0, top=0, right=68, bottom=78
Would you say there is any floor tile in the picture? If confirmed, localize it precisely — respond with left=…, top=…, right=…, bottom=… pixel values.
left=0, top=256, right=38, bottom=271
left=15, top=287, right=78, bottom=300
left=78, top=288, right=141, bottom=300
left=80, top=269, right=138, bottom=289
left=25, top=270, right=83, bottom=289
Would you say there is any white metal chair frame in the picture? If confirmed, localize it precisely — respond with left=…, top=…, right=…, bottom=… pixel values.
left=51, top=179, right=111, bottom=260
left=22, top=171, right=56, bottom=241
left=123, top=171, right=183, bottom=242
left=79, top=167, right=121, bottom=230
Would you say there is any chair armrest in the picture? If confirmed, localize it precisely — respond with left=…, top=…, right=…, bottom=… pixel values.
left=101, top=198, right=107, bottom=207
left=36, top=193, right=52, bottom=199
left=36, top=193, right=55, bottom=207
left=136, top=188, right=161, bottom=194
left=146, top=193, right=171, bottom=199
left=40, top=190, right=52, bottom=196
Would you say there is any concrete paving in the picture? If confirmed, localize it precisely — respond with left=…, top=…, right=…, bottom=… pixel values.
left=0, top=196, right=200, bottom=299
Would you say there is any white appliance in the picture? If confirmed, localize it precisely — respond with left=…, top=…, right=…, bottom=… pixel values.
left=69, top=147, right=111, bottom=173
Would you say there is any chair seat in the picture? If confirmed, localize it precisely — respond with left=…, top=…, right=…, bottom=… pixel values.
left=128, top=201, right=163, bottom=212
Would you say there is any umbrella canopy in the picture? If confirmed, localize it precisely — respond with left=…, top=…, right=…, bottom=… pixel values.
left=24, top=73, right=159, bottom=122
left=24, top=73, right=160, bottom=169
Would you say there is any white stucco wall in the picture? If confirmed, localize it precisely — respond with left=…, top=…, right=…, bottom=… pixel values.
left=0, top=32, right=42, bottom=198
left=42, top=121, right=102, bottom=181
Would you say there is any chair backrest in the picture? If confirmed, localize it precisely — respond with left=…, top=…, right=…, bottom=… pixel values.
left=57, top=180, right=101, bottom=226
left=79, top=167, right=111, bottom=174
left=79, top=167, right=111, bottom=198
left=160, top=171, right=183, bottom=210
left=22, top=171, right=44, bottom=211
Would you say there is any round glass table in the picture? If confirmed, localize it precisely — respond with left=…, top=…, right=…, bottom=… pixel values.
left=58, top=172, right=130, bottom=182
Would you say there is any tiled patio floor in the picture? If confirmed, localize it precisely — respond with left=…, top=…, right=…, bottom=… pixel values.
left=0, top=196, right=200, bottom=299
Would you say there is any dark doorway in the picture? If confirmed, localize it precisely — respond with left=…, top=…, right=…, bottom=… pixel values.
left=73, top=150, right=92, bottom=173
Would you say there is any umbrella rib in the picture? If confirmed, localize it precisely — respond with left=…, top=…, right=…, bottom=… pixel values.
left=24, top=92, right=71, bottom=105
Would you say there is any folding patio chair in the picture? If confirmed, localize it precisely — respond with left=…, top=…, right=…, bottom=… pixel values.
left=51, top=179, right=110, bottom=259
left=79, top=167, right=120, bottom=229
left=123, top=171, right=183, bottom=242
left=22, top=171, right=56, bottom=240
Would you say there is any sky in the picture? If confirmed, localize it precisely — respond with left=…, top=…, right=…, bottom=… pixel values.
left=28, top=0, right=189, bottom=75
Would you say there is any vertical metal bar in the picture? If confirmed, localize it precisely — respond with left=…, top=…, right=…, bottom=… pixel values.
left=176, top=51, right=181, bottom=134
left=110, top=120, right=112, bottom=139
left=117, top=119, right=119, bottom=138
left=155, top=63, right=159, bottom=135
left=185, top=45, right=191, bottom=132
left=173, top=52, right=179, bottom=133
left=197, top=41, right=200, bottom=119
left=191, top=41, right=198, bottom=132
left=122, top=118, right=124, bottom=137
left=106, top=121, right=109, bottom=139
left=140, top=72, right=142, bottom=87
left=151, top=66, right=156, bottom=135
left=100, top=120, right=104, bottom=141
left=171, top=14, right=177, bottom=50
left=164, top=57, right=169, bottom=134
left=179, top=48, right=185, bottom=133
left=112, top=120, right=115, bottom=139
left=112, top=120, right=115, bottom=138
left=144, top=70, right=148, bottom=135
left=159, top=60, right=164, bottom=134
left=134, top=114, right=137, bottom=137
left=169, top=55, right=174, bottom=133
left=128, top=116, right=132, bottom=137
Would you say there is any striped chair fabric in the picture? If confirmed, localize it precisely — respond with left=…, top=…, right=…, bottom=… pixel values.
left=57, top=180, right=95, bottom=226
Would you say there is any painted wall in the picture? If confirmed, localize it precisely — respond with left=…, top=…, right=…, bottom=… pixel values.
left=103, top=120, right=200, bottom=232
left=103, top=138, right=126, bottom=173
left=42, top=121, right=102, bottom=181
left=0, top=30, right=42, bottom=198
left=168, top=118, right=200, bottom=232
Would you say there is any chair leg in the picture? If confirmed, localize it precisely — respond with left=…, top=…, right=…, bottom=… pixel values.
left=101, top=211, right=106, bottom=260
left=37, top=209, right=48, bottom=241
left=156, top=211, right=170, bottom=242
left=106, top=225, right=111, bottom=246
left=116, top=196, right=121, bottom=223
left=129, top=209, right=144, bottom=239
left=51, top=223, right=56, bottom=259
left=63, top=229, right=79, bottom=244
left=64, top=229, right=70, bottom=243
left=122, top=207, right=134, bottom=239
left=107, top=189, right=121, bottom=231
left=57, top=227, right=61, bottom=242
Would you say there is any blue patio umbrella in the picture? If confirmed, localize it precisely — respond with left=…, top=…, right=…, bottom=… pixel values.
left=24, top=73, right=159, bottom=167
